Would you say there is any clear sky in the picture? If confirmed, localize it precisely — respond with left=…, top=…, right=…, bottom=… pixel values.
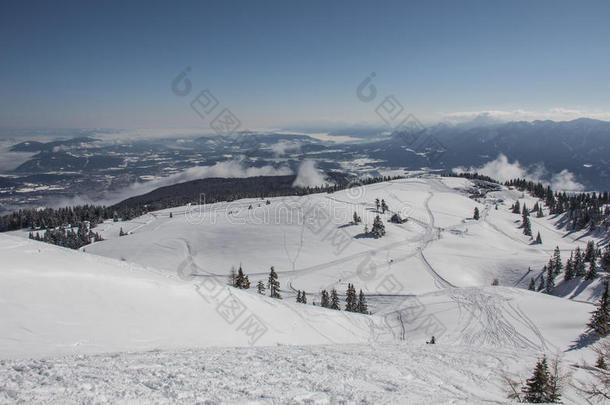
left=1, top=0, right=609, bottom=130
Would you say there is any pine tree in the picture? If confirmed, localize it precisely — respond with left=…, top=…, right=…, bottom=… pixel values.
left=320, top=290, right=330, bottom=308
left=528, top=277, right=536, bottom=291
left=574, top=248, right=586, bottom=277
left=257, top=280, right=265, bottom=294
left=473, top=207, right=480, bottom=220
left=381, top=199, right=388, bottom=213
left=564, top=253, right=575, bottom=281
left=522, top=356, right=552, bottom=403
left=357, top=290, right=368, bottom=314
left=243, top=275, right=250, bottom=289
left=585, top=260, right=598, bottom=280
left=585, top=240, right=597, bottom=262
left=588, top=281, right=610, bottom=337
left=535, top=231, right=542, bottom=244
left=345, top=284, right=357, bottom=312
left=512, top=200, right=521, bottom=214
left=537, top=205, right=544, bottom=218
left=371, top=215, right=386, bottom=238
left=552, top=246, right=562, bottom=275
left=267, top=266, right=281, bottom=299
left=330, top=289, right=340, bottom=310
left=523, top=216, right=532, bottom=237
left=546, top=266, right=555, bottom=294
left=236, top=266, right=245, bottom=288
left=353, top=211, right=361, bottom=224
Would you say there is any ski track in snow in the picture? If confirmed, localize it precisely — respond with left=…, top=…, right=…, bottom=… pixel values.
left=2, top=176, right=603, bottom=404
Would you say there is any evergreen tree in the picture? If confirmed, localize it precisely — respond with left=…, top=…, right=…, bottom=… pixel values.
left=371, top=215, right=386, bottom=238
left=564, top=253, right=575, bottom=281
left=353, top=211, right=361, bottom=224
left=243, top=275, right=250, bottom=289
left=330, top=289, right=340, bottom=310
left=522, top=216, right=532, bottom=237
left=522, top=356, right=552, bottom=403
left=236, top=266, right=246, bottom=288
left=588, top=281, right=610, bottom=337
left=357, top=290, right=368, bottom=314
left=381, top=199, right=388, bottom=213
left=512, top=200, right=521, bottom=214
left=267, top=266, right=281, bottom=299
left=320, top=290, right=330, bottom=308
left=585, top=260, right=599, bottom=280
left=535, top=231, right=542, bottom=244
left=574, top=248, right=586, bottom=277
left=528, top=277, right=536, bottom=291
left=551, top=246, right=562, bottom=275
left=585, top=240, right=597, bottom=263
left=537, top=205, right=544, bottom=218
left=546, top=266, right=555, bottom=294
left=345, top=284, right=357, bottom=312
left=473, top=207, right=480, bottom=220
left=257, top=280, right=265, bottom=294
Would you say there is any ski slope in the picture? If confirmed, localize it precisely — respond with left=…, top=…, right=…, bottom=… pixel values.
left=83, top=177, right=601, bottom=303
left=1, top=176, right=606, bottom=403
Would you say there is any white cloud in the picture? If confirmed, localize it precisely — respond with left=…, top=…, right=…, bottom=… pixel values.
left=453, top=154, right=585, bottom=192
left=292, top=160, right=328, bottom=188
left=270, top=140, right=301, bottom=156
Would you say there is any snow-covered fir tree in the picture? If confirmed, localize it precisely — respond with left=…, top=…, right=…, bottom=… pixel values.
left=320, top=290, right=330, bottom=308
left=371, top=215, right=386, bottom=238
left=257, top=280, right=265, bottom=294
left=345, top=284, right=357, bottom=312
left=588, top=281, right=610, bottom=337
left=330, top=289, right=340, bottom=310
left=267, top=266, right=281, bottom=299
left=585, top=259, right=598, bottom=280
left=357, top=290, right=368, bottom=314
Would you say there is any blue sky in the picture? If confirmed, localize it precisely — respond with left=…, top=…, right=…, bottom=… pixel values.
left=1, top=0, right=609, bottom=130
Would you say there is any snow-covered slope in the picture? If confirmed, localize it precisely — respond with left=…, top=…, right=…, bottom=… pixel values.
left=0, top=234, right=388, bottom=359
left=82, top=177, right=601, bottom=302
left=2, top=176, right=606, bottom=403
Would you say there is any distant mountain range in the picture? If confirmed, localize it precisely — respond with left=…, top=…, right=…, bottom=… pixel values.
left=0, top=118, right=608, bottom=213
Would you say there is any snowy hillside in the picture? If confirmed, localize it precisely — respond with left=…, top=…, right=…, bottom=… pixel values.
left=2, top=176, right=608, bottom=403
left=0, top=234, right=388, bottom=360
left=83, top=176, right=602, bottom=303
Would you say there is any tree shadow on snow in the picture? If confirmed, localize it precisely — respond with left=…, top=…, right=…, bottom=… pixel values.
left=567, top=329, right=600, bottom=352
